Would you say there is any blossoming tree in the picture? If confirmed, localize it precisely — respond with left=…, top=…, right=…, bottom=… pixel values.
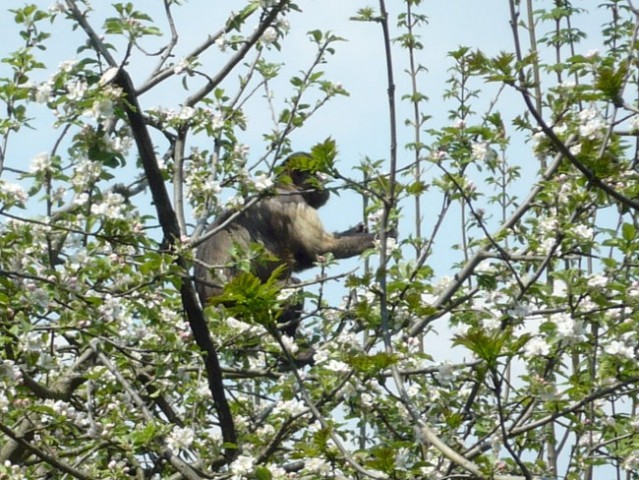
left=1, top=1, right=639, bottom=479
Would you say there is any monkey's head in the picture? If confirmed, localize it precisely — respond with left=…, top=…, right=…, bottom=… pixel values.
left=278, top=152, right=331, bottom=209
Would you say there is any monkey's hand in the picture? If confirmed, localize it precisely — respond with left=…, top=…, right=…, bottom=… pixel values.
left=334, top=223, right=368, bottom=237
left=385, top=225, right=399, bottom=239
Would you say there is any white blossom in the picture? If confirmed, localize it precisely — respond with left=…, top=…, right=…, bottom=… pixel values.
left=569, top=142, right=581, bottom=155
left=173, top=59, right=189, bottom=74
left=0, top=360, right=21, bottom=383
left=538, top=216, right=558, bottom=237
left=360, top=392, right=374, bottom=408
left=205, top=427, right=222, bottom=443
left=336, top=330, right=362, bottom=350
left=73, top=192, right=89, bottom=206
left=312, top=348, right=329, bottom=364
left=67, top=79, right=88, bottom=101
left=30, top=152, right=52, bottom=174
left=98, top=295, right=128, bottom=323
left=0, top=390, right=10, bottom=413
left=554, top=123, right=568, bottom=135
left=323, top=359, right=349, bottom=373
left=35, top=81, right=53, bottom=103
left=524, top=336, right=550, bottom=358
left=437, top=362, right=455, bottom=383
left=367, top=208, right=385, bottom=230
left=606, top=340, right=634, bottom=359
left=233, top=143, right=250, bottom=160
left=261, top=26, right=278, bottom=44
left=622, top=454, right=639, bottom=472
left=166, top=426, right=194, bottom=451
left=108, top=134, right=133, bottom=155
left=257, top=423, right=275, bottom=437
left=0, top=181, right=28, bottom=205
left=578, top=108, right=605, bottom=140
left=431, top=149, right=447, bottom=161
left=304, top=457, right=330, bottom=474
left=230, top=454, right=255, bottom=475
left=375, top=236, right=398, bottom=256
left=226, top=195, right=245, bottom=209
left=266, top=464, right=287, bottom=479
left=90, top=192, right=126, bottom=219
left=226, top=316, right=254, bottom=334
left=628, top=281, right=639, bottom=297
left=277, top=284, right=299, bottom=302
left=85, top=98, right=114, bottom=118
left=280, top=334, right=299, bottom=354
left=273, top=398, right=306, bottom=417
left=37, top=351, right=57, bottom=370
left=58, top=59, right=77, bottom=73
left=420, top=293, right=436, bottom=306
left=507, top=302, right=530, bottom=318
left=552, top=312, right=586, bottom=343
left=23, top=331, right=44, bottom=352
left=539, top=237, right=561, bottom=255
left=531, top=130, right=546, bottom=155
left=226, top=317, right=264, bottom=335
left=276, top=15, right=290, bottom=32
left=215, top=34, right=227, bottom=51
left=471, top=142, right=488, bottom=160
left=178, top=106, right=196, bottom=121
left=251, top=173, right=273, bottom=191
left=72, top=157, right=103, bottom=188
left=205, top=178, right=222, bottom=195
left=49, top=1, right=67, bottom=13
left=481, top=316, right=501, bottom=331
left=587, top=274, right=607, bottom=288
left=572, top=224, right=593, bottom=241
left=210, top=112, right=224, bottom=130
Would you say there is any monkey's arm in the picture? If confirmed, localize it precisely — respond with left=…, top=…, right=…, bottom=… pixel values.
left=287, top=203, right=376, bottom=269
left=327, top=231, right=376, bottom=259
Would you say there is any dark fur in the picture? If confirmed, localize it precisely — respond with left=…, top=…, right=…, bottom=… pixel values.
left=194, top=154, right=376, bottom=332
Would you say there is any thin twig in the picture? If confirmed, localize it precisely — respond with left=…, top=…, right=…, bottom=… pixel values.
left=185, top=1, right=289, bottom=107
left=90, top=340, right=204, bottom=479
left=409, top=148, right=565, bottom=337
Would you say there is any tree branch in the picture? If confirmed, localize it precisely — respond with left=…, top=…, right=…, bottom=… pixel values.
left=113, top=68, right=238, bottom=459
left=184, top=1, right=289, bottom=107
left=0, top=422, right=92, bottom=480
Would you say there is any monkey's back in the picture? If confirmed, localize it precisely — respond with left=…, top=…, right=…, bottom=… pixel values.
left=194, top=191, right=329, bottom=304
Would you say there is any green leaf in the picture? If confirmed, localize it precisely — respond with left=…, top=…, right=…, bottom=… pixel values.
left=227, top=3, right=258, bottom=31
left=129, top=422, right=160, bottom=447
left=348, top=352, right=398, bottom=375
left=212, top=265, right=289, bottom=329
left=310, top=137, right=337, bottom=171
left=453, top=328, right=508, bottom=368
left=622, top=222, right=636, bottom=242
left=308, top=29, right=322, bottom=43
left=255, top=466, right=273, bottom=480
left=595, top=60, right=627, bottom=105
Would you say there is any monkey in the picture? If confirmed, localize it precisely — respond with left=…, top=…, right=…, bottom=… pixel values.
left=194, top=152, right=377, bottom=338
